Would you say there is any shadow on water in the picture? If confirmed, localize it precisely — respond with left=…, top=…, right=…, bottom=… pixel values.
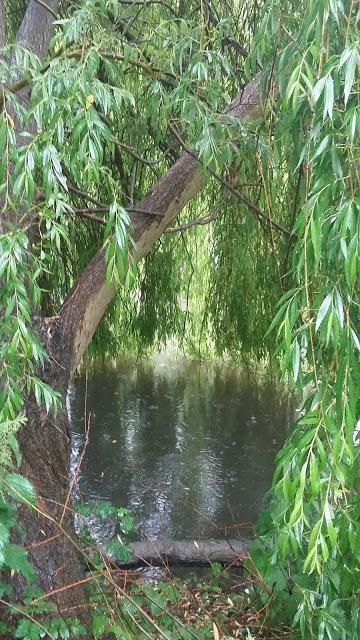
left=68, top=356, right=295, bottom=543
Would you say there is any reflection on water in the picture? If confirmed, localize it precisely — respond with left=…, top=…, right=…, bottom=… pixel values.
left=69, top=356, right=294, bottom=541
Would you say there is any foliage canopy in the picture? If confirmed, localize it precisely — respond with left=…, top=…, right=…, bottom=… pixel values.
left=0, top=0, right=359, bottom=638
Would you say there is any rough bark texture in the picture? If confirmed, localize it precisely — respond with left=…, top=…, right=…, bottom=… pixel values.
left=0, top=0, right=5, bottom=50
left=3, top=0, right=89, bottom=624
left=15, top=0, right=60, bottom=56
left=114, top=539, right=249, bottom=568
left=15, top=319, right=88, bottom=618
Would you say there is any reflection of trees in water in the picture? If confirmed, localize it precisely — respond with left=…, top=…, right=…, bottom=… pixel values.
left=69, top=357, right=294, bottom=540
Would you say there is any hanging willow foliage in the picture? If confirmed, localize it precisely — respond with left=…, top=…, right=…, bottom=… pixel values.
left=247, top=1, right=360, bottom=638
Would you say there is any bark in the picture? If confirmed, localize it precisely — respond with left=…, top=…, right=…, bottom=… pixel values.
left=113, top=539, right=249, bottom=568
left=15, top=0, right=60, bottom=58
left=3, top=0, right=89, bottom=625
left=16, top=330, right=87, bottom=617
left=0, top=0, right=5, bottom=50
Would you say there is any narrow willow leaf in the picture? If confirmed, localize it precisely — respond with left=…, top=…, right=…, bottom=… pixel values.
left=344, top=49, right=357, bottom=105
left=309, top=453, right=320, bottom=495
left=311, top=135, right=330, bottom=161
left=334, top=290, right=344, bottom=329
left=320, top=534, right=329, bottom=562
left=350, top=328, right=360, bottom=353
left=326, top=308, right=334, bottom=346
left=315, top=293, right=332, bottom=331
left=349, top=112, right=357, bottom=142
left=292, top=339, right=300, bottom=381
left=324, top=75, right=334, bottom=120
left=312, top=76, right=326, bottom=103
left=310, top=214, right=321, bottom=266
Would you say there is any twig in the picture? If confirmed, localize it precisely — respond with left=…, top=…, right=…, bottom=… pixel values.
left=168, top=123, right=295, bottom=239
left=1, top=476, right=173, bottom=640
left=166, top=210, right=219, bottom=233
left=67, top=182, right=105, bottom=208
left=117, top=0, right=178, bottom=18
left=112, top=138, right=173, bottom=167
left=33, top=0, right=58, bottom=18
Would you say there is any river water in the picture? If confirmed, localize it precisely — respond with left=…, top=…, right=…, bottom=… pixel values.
left=68, top=356, right=293, bottom=542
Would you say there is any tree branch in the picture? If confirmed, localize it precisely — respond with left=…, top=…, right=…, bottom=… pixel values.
left=168, top=122, right=293, bottom=239
left=72, top=206, right=163, bottom=220
left=165, top=210, right=219, bottom=233
left=117, top=0, right=178, bottom=17
left=55, top=75, right=263, bottom=370
left=113, top=138, right=174, bottom=167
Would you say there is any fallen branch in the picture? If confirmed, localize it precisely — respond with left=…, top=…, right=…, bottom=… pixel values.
left=114, top=538, right=249, bottom=568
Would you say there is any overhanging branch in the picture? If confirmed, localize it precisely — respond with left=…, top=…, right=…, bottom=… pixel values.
left=168, top=123, right=294, bottom=239
left=56, top=75, right=263, bottom=370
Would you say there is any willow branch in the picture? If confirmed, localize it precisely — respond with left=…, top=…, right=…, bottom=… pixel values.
left=73, top=206, right=163, bottom=218
left=113, top=138, right=173, bottom=167
left=72, top=209, right=106, bottom=225
left=118, top=0, right=178, bottom=16
left=165, top=211, right=219, bottom=233
left=168, top=123, right=294, bottom=239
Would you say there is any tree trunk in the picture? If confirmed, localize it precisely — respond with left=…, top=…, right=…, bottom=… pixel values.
left=14, top=320, right=89, bottom=620
left=1, top=2, right=89, bottom=625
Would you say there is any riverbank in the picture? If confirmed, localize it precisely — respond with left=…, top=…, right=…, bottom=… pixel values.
left=91, top=561, right=291, bottom=639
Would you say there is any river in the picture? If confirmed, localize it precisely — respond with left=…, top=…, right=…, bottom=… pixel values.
left=68, top=356, right=293, bottom=542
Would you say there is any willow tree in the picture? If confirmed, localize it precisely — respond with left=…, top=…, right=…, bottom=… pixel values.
left=0, top=0, right=359, bottom=638
left=0, top=0, right=277, bottom=628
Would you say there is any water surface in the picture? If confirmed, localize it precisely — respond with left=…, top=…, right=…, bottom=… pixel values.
left=69, top=357, right=293, bottom=541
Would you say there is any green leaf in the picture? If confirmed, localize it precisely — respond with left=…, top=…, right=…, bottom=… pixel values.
left=315, top=293, right=332, bottom=331
left=344, top=49, right=358, bottom=105
left=334, top=290, right=344, bottom=329
left=5, top=473, right=36, bottom=506
left=324, top=75, right=334, bottom=120
left=312, top=76, right=326, bottom=103
left=311, top=135, right=330, bottom=161
left=292, top=339, right=300, bottom=381
left=92, top=614, right=108, bottom=639
left=3, top=543, right=35, bottom=581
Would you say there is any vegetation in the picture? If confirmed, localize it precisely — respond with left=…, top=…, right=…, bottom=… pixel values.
left=0, top=0, right=359, bottom=638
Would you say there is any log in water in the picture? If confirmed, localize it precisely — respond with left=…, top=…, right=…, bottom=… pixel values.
left=115, top=539, right=249, bottom=568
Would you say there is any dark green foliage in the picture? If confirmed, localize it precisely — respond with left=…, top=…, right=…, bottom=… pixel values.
left=245, top=0, right=360, bottom=637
